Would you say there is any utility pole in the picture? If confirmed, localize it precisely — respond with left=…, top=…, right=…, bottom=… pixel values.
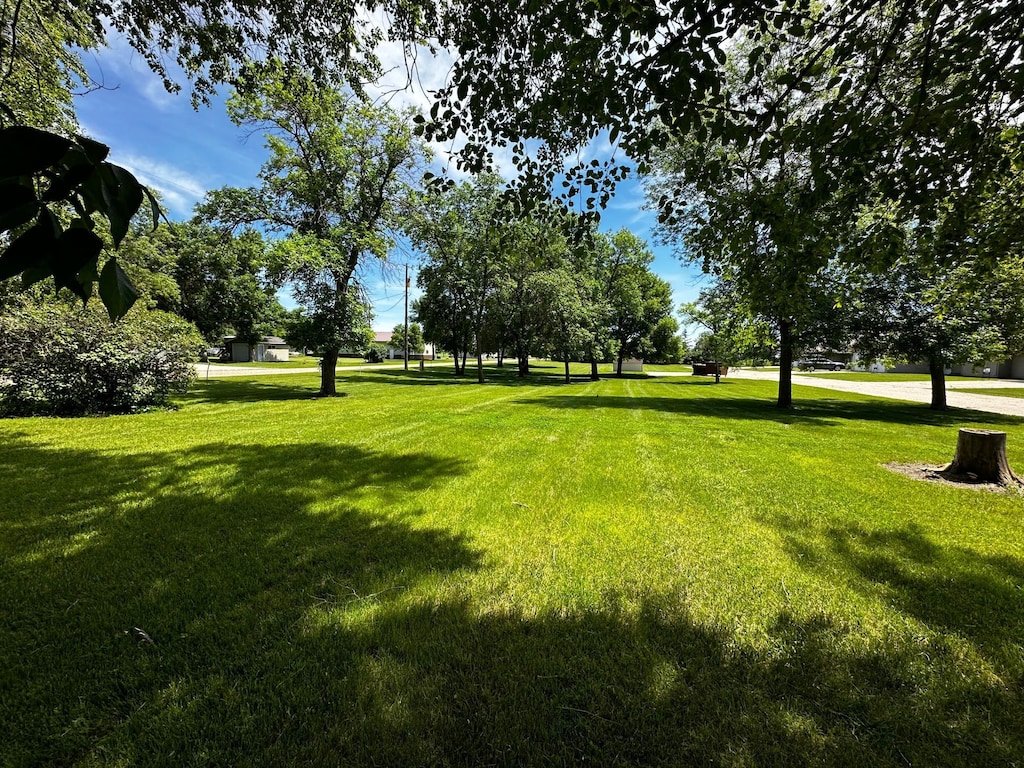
left=404, top=264, right=409, bottom=371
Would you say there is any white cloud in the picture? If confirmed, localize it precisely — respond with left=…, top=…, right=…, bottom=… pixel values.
left=113, top=152, right=209, bottom=215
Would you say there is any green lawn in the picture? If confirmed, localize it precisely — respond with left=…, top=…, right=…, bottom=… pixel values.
left=3, top=367, right=1024, bottom=766
left=958, top=387, right=1024, bottom=399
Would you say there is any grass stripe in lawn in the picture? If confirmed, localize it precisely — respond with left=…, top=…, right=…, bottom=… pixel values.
left=2, top=366, right=1024, bottom=766
left=957, top=387, right=1024, bottom=399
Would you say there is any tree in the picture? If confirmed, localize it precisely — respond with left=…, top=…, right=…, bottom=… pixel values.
left=388, top=322, right=425, bottom=357
left=648, top=316, right=685, bottom=364
left=647, top=53, right=851, bottom=407
left=681, top=282, right=776, bottom=381
left=407, top=175, right=506, bottom=382
left=0, top=0, right=97, bottom=133
left=198, top=67, right=425, bottom=395
left=165, top=223, right=278, bottom=344
left=530, top=266, right=592, bottom=383
left=495, top=211, right=571, bottom=377
left=604, top=231, right=673, bottom=376
left=0, top=2, right=158, bottom=319
left=845, top=218, right=1024, bottom=409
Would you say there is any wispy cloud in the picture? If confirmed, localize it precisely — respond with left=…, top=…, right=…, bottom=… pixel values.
left=91, top=34, right=187, bottom=113
left=114, top=152, right=209, bottom=215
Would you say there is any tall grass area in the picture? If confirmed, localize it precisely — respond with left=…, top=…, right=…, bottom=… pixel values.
left=2, top=366, right=1023, bottom=766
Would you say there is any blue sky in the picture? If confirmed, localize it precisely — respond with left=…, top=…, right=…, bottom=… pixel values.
left=74, top=37, right=707, bottom=335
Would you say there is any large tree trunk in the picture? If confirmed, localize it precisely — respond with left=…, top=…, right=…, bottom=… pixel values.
left=942, top=429, right=1020, bottom=486
left=777, top=319, right=793, bottom=409
left=518, top=355, right=529, bottom=377
left=319, top=349, right=339, bottom=396
left=616, top=350, right=624, bottom=376
left=590, top=355, right=599, bottom=382
left=928, top=354, right=947, bottom=410
left=563, top=351, right=570, bottom=384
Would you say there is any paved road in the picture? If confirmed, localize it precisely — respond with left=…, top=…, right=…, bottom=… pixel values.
left=711, top=368, right=1024, bottom=418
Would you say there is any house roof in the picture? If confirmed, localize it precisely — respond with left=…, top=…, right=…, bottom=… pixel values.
left=374, top=331, right=393, bottom=343
left=223, top=335, right=289, bottom=346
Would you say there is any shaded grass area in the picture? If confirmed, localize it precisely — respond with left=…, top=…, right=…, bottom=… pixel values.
left=957, top=387, right=1024, bottom=399
left=3, top=370, right=1024, bottom=766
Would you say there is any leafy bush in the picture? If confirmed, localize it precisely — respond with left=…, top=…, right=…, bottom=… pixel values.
left=364, top=343, right=389, bottom=363
left=0, top=300, right=202, bottom=416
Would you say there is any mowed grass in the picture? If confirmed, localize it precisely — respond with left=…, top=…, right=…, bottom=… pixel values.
left=3, top=366, right=1024, bottom=766
left=958, top=387, right=1024, bottom=399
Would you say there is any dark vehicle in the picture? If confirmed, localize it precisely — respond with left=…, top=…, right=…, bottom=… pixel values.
left=793, top=358, right=845, bottom=372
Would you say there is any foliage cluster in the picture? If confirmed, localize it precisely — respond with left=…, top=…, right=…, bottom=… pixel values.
left=0, top=300, right=201, bottom=415
left=409, top=177, right=679, bottom=383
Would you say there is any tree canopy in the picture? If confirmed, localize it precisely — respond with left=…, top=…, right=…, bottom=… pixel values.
left=199, top=67, right=426, bottom=395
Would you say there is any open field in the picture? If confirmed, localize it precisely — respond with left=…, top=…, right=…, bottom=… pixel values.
left=3, top=366, right=1024, bottom=766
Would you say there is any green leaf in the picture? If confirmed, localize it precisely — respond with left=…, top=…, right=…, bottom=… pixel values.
left=74, top=135, right=111, bottom=164
left=0, top=182, right=39, bottom=232
left=52, top=228, right=104, bottom=301
left=0, top=127, right=73, bottom=179
left=41, top=161, right=96, bottom=203
left=0, top=224, right=57, bottom=280
left=143, top=187, right=162, bottom=231
left=98, top=258, right=140, bottom=320
left=102, top=163, right=146, bottom=245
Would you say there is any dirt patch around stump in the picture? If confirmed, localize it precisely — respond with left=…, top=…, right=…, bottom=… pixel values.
left=884, top=462, right=1023, bottom=494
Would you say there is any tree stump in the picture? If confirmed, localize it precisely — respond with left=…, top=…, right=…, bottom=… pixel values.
left=940, top=429, right=1021, bottom=486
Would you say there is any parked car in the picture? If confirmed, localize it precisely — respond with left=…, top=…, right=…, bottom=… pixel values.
left=794, top=358, right=846, bottom=372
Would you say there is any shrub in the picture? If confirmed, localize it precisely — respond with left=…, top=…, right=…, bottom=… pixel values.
left=364, top=343, right=389, bottom=363
left=0, top=301, right=203, bottom=416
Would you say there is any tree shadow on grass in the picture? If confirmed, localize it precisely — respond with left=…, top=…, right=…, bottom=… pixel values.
left=177, top=377, right=323, bottom=404
left=773, top=516, right=1024, bottom=666
left=0, top=436, right=478, bottom=765
left=340, top=365, right=622, bottom=389
left=49, top=594, right=1023, bottom=766
left=4, top=437, right=1022, bottom=765
left=514, top=387, right=1024, bottom=429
